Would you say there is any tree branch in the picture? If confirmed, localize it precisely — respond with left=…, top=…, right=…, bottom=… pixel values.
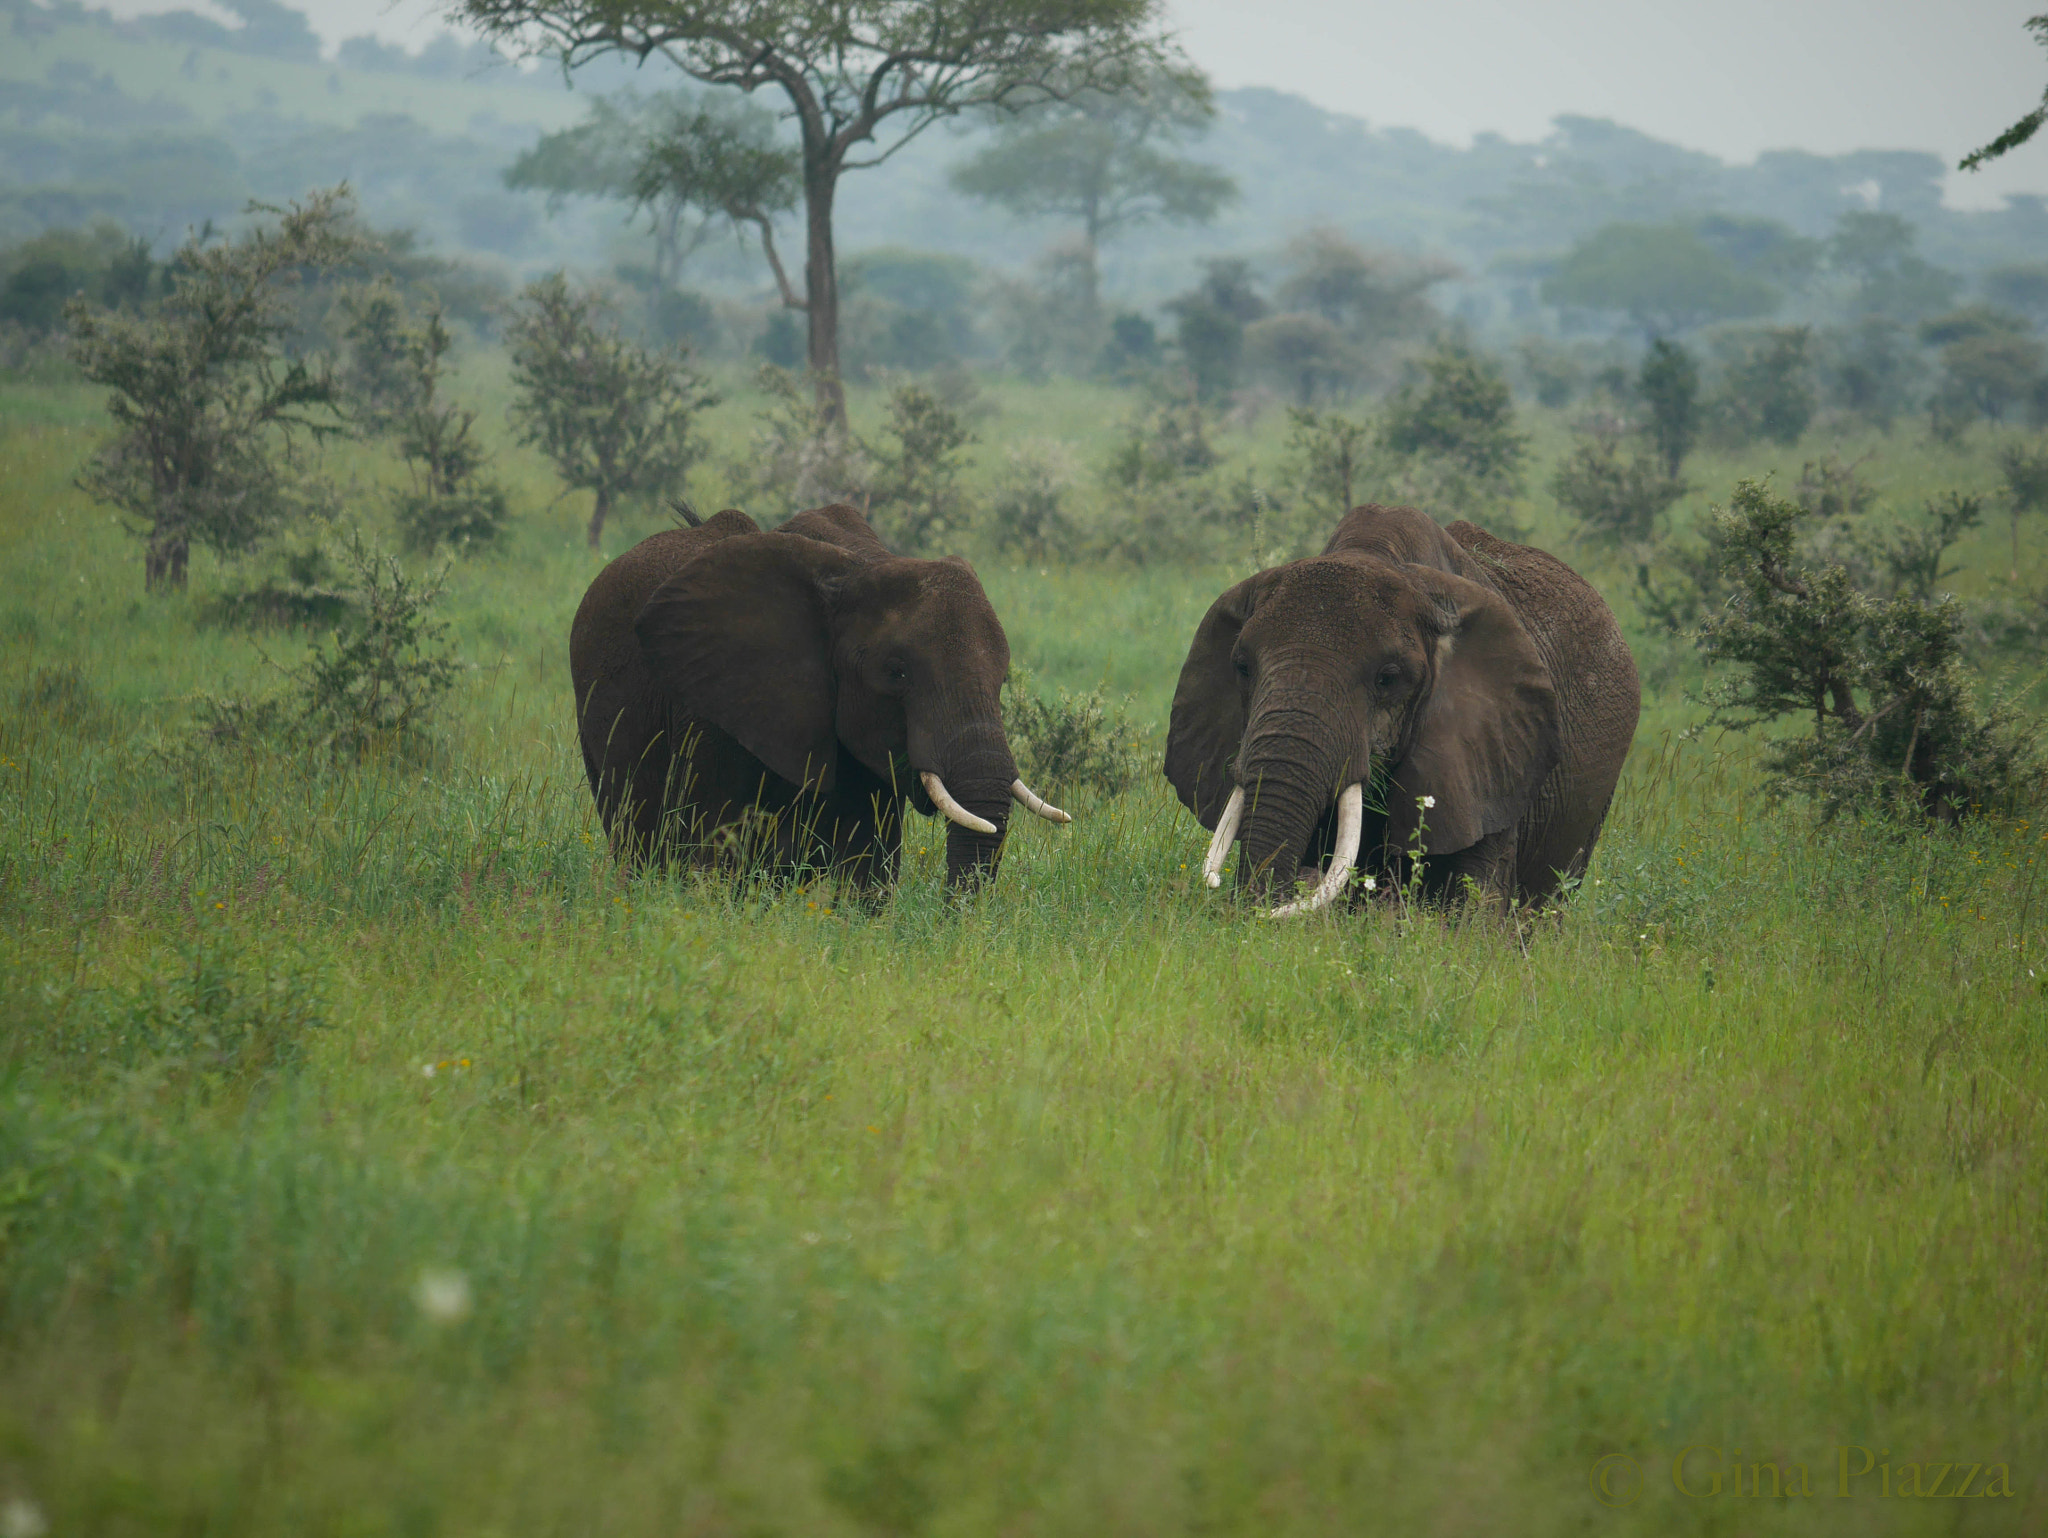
left=747, top=213, right=805, bottom=309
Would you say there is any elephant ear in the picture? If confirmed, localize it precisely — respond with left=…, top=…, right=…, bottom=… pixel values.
left=1389, top=570, right=1560, bottom=857
left=1164, top=569, right=1276, bottom=827
left=634, top=532, right=857, bottom=792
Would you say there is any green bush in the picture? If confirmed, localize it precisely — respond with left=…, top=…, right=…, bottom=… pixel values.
left=1002, top=667, right=1144, bottom=797
left=1698, top=478, right=2041, bottom=821
left=291, top=533, right=462, bottom=758
left=985, top=439, right=1081, bottom=562
left=1550, top=429, right=1685, bottom=547
left=1097, top=397, right=1257, bottom=564
left=732, top=363, right=868, bottom=519
left=393, top=484, right=512, bottom=555
left=204, top=537, right=354, bottom=630
left=1376, top=341, right=1527, bottom=524
left=864, top=382, right=975, bottom=554
left=1706, top=326, right=1816, bottom=448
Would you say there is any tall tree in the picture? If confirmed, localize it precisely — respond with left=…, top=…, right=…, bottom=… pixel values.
left=946, top=62, right=1233, bottom=313
left=1960, top=14, right=2048, bottom=172
left=505, top=91, right=800, bottom=292
left=461, top=0, right=1175, bottom=427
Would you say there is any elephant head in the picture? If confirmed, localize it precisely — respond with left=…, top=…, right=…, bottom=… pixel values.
left=633, top=520, right=1065, bottom=887
left=1164, top=512, right=1559, bottom=915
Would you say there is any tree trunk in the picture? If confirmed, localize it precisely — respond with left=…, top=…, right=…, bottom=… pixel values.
left=802, top=163, right=845, bottom=430
left=145, top=527, right=188, bottom=593
left=587, top=485, right=612, bottom=549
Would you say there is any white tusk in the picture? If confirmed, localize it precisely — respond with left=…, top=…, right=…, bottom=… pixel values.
left=1200, top=785, right=1245, bottom=889
left=1011, top=778, right=1071, bottom=824
left=1268, top=783, right=1364, bottom=918
left=921, top=772, right=998, bottom=835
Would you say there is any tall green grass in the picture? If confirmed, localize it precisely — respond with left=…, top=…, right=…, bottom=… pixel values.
left=3, top=379, right=2046, bottom=1534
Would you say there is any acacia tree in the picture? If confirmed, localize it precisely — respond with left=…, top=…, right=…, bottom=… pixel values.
left=947, top=62, right=1233, bottom=313
left=67, top=188, right=360, bottom=592
left=506, top=273, right=718, bottom=548
left=505, top=91, right=800, bottom=290
left=456, top=0, right=1175, bottom=427
left=1961, top=14, right=2048, bottom=171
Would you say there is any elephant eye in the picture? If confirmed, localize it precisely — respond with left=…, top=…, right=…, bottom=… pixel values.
left=1375, top=664, right=1404, bottom=691
left=1232, top=652, right=1251, bottom=678
left=885, top=660, right=909, bottom=686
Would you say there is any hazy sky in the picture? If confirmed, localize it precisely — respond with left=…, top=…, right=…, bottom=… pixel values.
left=90, top=0, right=2048, bottom=209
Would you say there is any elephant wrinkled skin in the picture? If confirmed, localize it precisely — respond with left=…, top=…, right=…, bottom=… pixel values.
left=1165, top=503, right=1640, bottom=911
left=570, top=503, right=1055, bottom=891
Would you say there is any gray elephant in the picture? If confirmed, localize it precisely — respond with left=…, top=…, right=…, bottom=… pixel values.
left=1164, top=503, right=1639, bottom=915
left=570, top=503, right=1068, bottom=891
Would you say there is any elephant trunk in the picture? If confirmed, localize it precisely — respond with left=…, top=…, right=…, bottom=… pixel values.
left=933, top=724, right=1018, bottom=890
left=1234, top=693, right=1361, bottom=901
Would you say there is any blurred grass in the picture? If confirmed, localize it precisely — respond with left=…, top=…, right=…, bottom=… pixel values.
left=2, top=369, right=2046, bottom=1535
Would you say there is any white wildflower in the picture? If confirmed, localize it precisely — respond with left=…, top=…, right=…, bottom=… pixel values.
left=1421, top=795, right=1436, bottom=809
left=1362, top=875, right=1377, bottom=891
left=413, top=1267, right=473, bottom=1324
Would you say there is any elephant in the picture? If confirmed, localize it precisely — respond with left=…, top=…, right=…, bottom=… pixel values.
left=569, top=502, right=1069, bottom=891
left=1164, top=503, right=1639, bottom=916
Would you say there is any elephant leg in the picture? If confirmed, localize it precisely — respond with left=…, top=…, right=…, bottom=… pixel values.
left=821, top=763, right=903, bottom=894
left=1429, top=825, right=1519, bottom=907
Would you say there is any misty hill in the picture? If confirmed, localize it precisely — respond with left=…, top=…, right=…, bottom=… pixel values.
left=5, top=0, right=2047, bottom=318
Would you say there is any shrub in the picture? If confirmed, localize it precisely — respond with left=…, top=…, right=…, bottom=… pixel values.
left=1002, top=668, right=1144, bottom=797
left=507, top=272, right=718, bottom=548
left=1550, top=428, right=1685, bottom=547
left=986, top=439, right=1081, bottom=562
left=733, top=363, right=868, bottom=519
left=1637, top=338, right=1699, bottom=477
left=205, top=537, right=354, bottom=630
left=1377, top=341, right=1527, bottom=522
left=67, top=188, right=361, bottom=591
left=1697, top=478, right=2040, bottom=821
left=863, top=382, right=975, bottom=553
left=1708, top=326, right=1816, bottom=447
left=1996, top=438, right=2048, bottom=577
left=1631, top=518, right=1729, bottom=635
left=344, top=293, right=512, bottom=555
left=1284, top=406, right=1373, bottom=527
left=1096, top=397, right=1253, bottom=563
left=393, top=484, right=512, bottom=555
left=287, top=531, right=463, bottom=758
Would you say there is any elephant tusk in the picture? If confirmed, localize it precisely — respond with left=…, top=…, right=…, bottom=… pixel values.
left=1200, top=785, right=1245, bottom=889
left=921, top=772, right=998, bottom=835
left=1268, top=783, right=1364, bottom=919
left=1011, top=779, right=1071, bottom=824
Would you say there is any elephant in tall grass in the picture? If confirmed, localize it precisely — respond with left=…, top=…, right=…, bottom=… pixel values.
left=570, top=503, right=1068, bottom=890
left=1165, top=504, right=1639, bottom=915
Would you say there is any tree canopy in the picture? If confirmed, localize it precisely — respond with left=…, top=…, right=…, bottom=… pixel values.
left=458, top=0, right=1179, bottom=426
left=1541, top=221, right=1780, bottom=335
left=947, top=62, right=1233, bottom=310
left=505, top=91, right=801, bottom=292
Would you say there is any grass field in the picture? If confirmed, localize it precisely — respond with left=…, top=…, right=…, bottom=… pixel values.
left=3, top=363, right=2046, bottom=1535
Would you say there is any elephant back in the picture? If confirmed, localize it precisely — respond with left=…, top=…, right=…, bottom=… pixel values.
left=569, top=511, right=760, bottom=697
